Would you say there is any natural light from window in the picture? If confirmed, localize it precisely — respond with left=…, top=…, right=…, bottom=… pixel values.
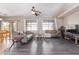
left=42, top=22, right=54, bottom=31
left=27, top=22, right=37, bottom=31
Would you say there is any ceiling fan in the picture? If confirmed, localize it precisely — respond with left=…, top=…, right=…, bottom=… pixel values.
left=31, top=6, right=41, bottom=16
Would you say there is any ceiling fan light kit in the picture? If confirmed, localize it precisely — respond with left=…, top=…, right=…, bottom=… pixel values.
left=31, top=6, right=41, bottom=16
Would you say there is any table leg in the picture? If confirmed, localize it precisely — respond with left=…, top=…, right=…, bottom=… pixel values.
left=75, top=37, right=78, bottom=44
left=9, top=41, right=14, bottom=49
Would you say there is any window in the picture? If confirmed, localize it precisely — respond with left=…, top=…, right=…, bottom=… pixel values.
left=13, top=22, right=17, bottom=31
left=27, top=22, right=37, bottom=31
left=42, top=22, right=54, bottom=31
left=1, top=22, right=10, bottom=30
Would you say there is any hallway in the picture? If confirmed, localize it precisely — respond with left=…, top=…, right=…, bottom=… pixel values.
left=4, top=38, right=79, bottom=55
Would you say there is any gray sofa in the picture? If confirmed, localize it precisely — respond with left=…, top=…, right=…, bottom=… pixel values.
left=12, top=31, right=34, bottom=44
left=44, top=30, right=60, bottom=38
left=21, top=31, right=34, bottom=44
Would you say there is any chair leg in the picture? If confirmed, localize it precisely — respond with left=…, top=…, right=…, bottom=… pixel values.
left=9, top=42, right=14, bottom=49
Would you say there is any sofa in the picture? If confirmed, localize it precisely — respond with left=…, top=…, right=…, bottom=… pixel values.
left=12, top=31, right=34, bottom=44
left=20, top=31, right=34, bottom=44
left=44, top=30, right=60, bottom=38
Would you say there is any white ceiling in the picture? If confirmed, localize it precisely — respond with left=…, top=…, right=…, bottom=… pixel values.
left=0, top=3, right=77, bottom=17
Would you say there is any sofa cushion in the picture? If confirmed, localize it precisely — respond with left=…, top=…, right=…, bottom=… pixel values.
left=27, top=34, right=33, bottom=38
left=24, top=31, right=33, bottom=35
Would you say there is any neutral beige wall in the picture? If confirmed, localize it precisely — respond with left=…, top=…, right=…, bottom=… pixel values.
left=63, top=11, right=79, bottom=29
left=56, top=18, right=64, bottom=29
